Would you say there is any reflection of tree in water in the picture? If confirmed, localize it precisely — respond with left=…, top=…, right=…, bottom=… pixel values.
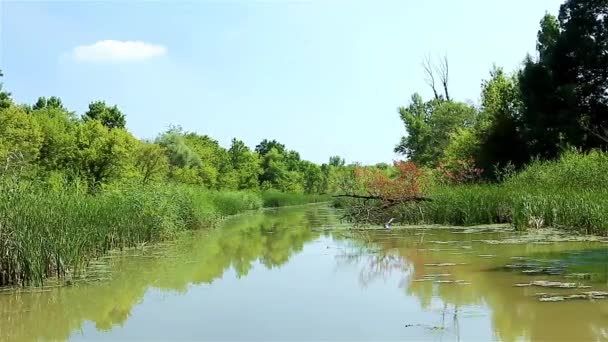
left=336, top=237, right=462, bottom=341
left=338, top=250, right=410, bottom=288
left=0, top=206, right=333, bottom=342
left=344, top=229, right=608, bottom=342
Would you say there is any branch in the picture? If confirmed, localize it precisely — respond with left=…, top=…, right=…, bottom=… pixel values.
left=582, top=121, right=608, bottom=144
left=435, top=53, right=450, bottom=101
left=422, top=54, right=440, bottom=101
left=333, top=194, right=432, bottom=206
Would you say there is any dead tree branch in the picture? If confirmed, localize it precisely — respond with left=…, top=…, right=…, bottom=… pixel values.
left=422, top=54, right=440, bottom=101
left=436, top=53, right=450, bottom=101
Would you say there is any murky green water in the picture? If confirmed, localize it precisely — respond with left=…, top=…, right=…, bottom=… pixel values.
left=1, top=205, right=607, bottom=341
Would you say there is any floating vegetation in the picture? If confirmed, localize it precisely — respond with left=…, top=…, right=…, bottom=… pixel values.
left=537, top=291, right=608, bottom=302
left=498, top=263, right=566, bottom=276
left=433, top=279, right=470, bottom=285
left=515, top=280, right=589, bottom=289
left=424, top=262, right=468, bottom=267
left=413, top=273, right=452, bottom=282
left=564, top=273, right=594, bottom=280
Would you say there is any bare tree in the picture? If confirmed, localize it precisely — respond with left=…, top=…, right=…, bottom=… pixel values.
left=436, top=53, right=450, bottom=101
left=422, top=54, right=440, bottom=101
left=421, top=53, right=451, bottom=102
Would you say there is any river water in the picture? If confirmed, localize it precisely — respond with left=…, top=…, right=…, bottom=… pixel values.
left=1, top=205, right=607, bottom=341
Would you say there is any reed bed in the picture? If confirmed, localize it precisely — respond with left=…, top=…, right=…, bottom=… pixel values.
left=0, top=183, right=265, bottom=287
left=387, top=151, right=608, bottom=235
left=261, top=190, right=329, bottom=208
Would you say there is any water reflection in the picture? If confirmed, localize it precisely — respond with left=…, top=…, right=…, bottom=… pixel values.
left=0, top=205, right=607, bottom=341
left=0, top=206, right=333, bottom=341
left=344, top=229, right=608, bottom=342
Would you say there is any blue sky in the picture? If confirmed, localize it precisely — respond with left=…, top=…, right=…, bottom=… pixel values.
left=1, top=0, right=563, bottom=164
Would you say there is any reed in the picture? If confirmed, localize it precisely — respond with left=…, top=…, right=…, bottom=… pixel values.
left=261, top=190, right=329, bottom=208
left=0, top=183, right=267, bottom=287
left=383, top=150, right=608, bottom=235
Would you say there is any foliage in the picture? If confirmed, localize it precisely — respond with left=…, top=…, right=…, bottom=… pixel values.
left=228, top=138, right=261, bottom=190
left=329, top=155, right=346, bottom=167
left=395, top=94, right=477, bottom=166
left=0, top=106, right=43, bottom=165
left=0, top=183, right=265, bottom=286
left=519, top=1, right=608, bottom=158
left=383, top=150, right=608, bottom=235
left=74, top=121, right=136, bottom=189
left=83, top=101, right=127, bottom=129
left=0, top=69, right=12, bottom=109
left=261, top=190, right=329, bottom=208
left=352, top=161, right=428, bottom=202
left=156, top=127, right=202, bottom=169
left=436, top=158, right=483, bottom=184
left=134, top=142, right=169, bottom=184
left=33, top=96, right=67, bottom=112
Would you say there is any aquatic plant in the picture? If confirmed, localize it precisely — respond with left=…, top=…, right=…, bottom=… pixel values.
left=0, top=183, right=311, bottom=287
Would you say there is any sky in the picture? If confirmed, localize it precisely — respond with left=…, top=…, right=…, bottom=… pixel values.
left=0, top=0, right=564, bottom=165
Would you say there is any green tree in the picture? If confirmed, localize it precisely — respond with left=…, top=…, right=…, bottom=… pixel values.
left=519, top=2, right=608, bottom=157
left=300, top=160, right=325, bottom=194
left=156, top=128, right=201, bottom=169
left=228, top=138, right=261, bottom=189
left=255, top=139, right=286, bottom=156
left=259, top=147, right=303, bottom=192
left=83, top=101, right=127, bottom=129
left=0, top=106, right=43, bottom=166
left=329, top=155, right=345, bottom=167
left=74, top=121, right=136, bottom=188
left=475, top=67, right=529, bottom=176
left=395, top=94, right=477, bottom=166
left=31, top=106, right=78, bottom=171
left=0, top=70, right=13, bottom=110
left=33, top=96, right=66, bottom=111
left=135, top=142, right=169, bottom=184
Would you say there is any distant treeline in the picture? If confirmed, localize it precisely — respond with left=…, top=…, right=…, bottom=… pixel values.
left=0, top=72, right=352, bottom=194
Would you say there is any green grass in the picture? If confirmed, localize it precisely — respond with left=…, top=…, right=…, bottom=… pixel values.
left=0, top=183, right=270, bottom=287
left=261, top=190, right=329, bottom=208
left=365, top=150, right=608, bottom=235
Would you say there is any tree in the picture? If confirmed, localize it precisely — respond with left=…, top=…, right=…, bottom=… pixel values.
left=475, top=67, right=529, bottom=176
left=255, top=139, right=286, bottom=156
left=135, top=142, right=169, bottom=184
left=0, top=70, right=13, bottom=110
left=0, top=106, right=43, bottom=167
left=336, top=161, right=431, bottom=223
left=259, top=147, right=303, bottom=192
left=33, top=96, right=66, bottom=111
left=31, top=106, right=78, bottom=171
left=395, top=94, right=477, bottom=166
left=328, top=155, right=345, bottom=167
left=74, top=121, right=135, bottom=188
left=422, top=53, right=450, bottom=101
left=519, top=2, right=608, bottom=158
left=156, top=128, right=201, bottom=169
left=300, top=160, right=325, bottom=194
left=228, top=138, right=262, bottom=189
left=83, top=101, right=126, bottom=129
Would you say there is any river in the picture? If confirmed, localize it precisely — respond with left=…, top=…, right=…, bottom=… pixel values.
left=0, top=205, right=607, bottom=341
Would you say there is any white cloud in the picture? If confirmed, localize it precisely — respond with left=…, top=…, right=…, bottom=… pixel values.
left=72, top=40, right=167, bottom=62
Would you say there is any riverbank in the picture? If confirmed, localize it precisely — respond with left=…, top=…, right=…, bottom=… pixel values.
left=339, top=151, right=608, bottom=236
left=0, top=183, right=327, bottom=287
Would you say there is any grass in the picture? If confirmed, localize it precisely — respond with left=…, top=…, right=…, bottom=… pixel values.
left=0, top=183, right=323, bottom=287
left=261, top=190, right=329, bottom=208
left=375, top=150, right=608, bottom=235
